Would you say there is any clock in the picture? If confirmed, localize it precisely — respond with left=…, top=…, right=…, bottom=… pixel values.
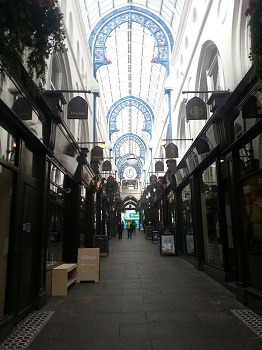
left=125, top=167, right=136, bottom=178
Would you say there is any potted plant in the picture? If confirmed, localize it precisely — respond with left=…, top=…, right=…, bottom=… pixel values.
left=147, top=177, right=163, bottom=203
left=115, top=197, right=126, bottom=213
left=245, top=0, right=262, bottom=80
left=0, top=0, right=66, bottom=90
left=105, top=176, right=118, bottom=197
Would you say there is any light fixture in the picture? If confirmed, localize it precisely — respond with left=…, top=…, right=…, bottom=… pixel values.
left=99, top=142, right=106, bottom=149
left=160, top=139, right=167, bottom=147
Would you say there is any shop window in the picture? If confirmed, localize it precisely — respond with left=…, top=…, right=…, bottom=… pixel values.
left=0, top=166, right=13, bottom=317
left=241, top=135, right=262, bottom=290
left=201, top=161, right=223, bottom=268
left=168, top=192, right=176, bottom=229
left=238, top=134, right=261, bottom=177
left=47, top=205, right=64, bottom=264
left=47, top=166, right=65, bottom=266
left=0, top=127, right=16, bottom=165
left=234, top=91, right=262, bottom=142
left=182, top=185, right=195, bottom=256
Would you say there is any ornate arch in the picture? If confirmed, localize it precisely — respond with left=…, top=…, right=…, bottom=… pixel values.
left=113, top=133, right=147, bottom=163
left=107, top=96, right=154, bottom=140
left=118, top=162, right=142, bottom=180
left=89, top=6, right=174, bottom=76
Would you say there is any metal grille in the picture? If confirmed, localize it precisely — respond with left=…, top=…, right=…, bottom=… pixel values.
left=0, top=311, right=54, bottom=350
left=231, top=309, right=262, bottom=338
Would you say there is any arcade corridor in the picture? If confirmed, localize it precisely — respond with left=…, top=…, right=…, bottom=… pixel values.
left=1, top=231, right=261, bottom=350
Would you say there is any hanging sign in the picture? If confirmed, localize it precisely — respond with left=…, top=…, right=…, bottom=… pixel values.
left=196, top=138, right=210, bottom=155
left=102, top=160, right=112, bottom=171
left=242, top=95, right=262, bottom=119
left=12, top=97, right=32, bottom=120
left=91, top=146, right=103, bottom=161
left=67, top=96, right=88, bottom=119
left=186, top=97, right=207, bottom=120
left=165, top=143, right=178, bottom=159
left=155, top=161, right=164, bottom=172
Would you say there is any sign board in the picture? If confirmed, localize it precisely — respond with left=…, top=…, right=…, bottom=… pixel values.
left=160, top=234, right=175, bottom=255
left=155, top=161, right=164, bottom=172
left=152, top=230, right=159, bottom=243
left=145, top=226, right=154, bottom=240
left=130, top=213, right=139, bottom=218
left=186, top=96, right=207, bottom=120
left=102, top=160, right=112, bottom=171
left=12, top=97, right=32, bottom=120
left=165, top=143, right=178, bottom=159
left=67, top=96, right=88, bottom=119
left=76, top=248, right=100, bottom=282
left=94, top=235, right=108, bottom=256
left=91, top=146, right=103, bottom=161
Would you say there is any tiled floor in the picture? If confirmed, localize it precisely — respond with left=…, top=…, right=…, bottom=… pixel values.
left=2, top=230, right=262, bottom=350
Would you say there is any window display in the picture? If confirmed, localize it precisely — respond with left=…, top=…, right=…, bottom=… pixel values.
left=47, top=166, right=65, bottom=266
left=0, top=166, right=13, bottom=317
left=182, top=185, right=195, bottom=256
left=201, top=161, right=223, bottom=268
left=242, top=170, right=262, bottom=291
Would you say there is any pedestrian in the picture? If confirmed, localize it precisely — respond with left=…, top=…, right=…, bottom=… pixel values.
left=132, top=220, right=136, bottom=235
left=129, top=220, right=134, bottom=238
left=126, top=220, right=131, bottom=238
left=117, top=221, right=124, bottom=239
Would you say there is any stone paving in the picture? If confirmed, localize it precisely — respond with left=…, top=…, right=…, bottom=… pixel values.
left=22, top=230, right=262, bottom=349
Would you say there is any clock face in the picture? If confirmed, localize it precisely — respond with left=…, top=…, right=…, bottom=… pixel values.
left=124, top=167, right=136, bottom=178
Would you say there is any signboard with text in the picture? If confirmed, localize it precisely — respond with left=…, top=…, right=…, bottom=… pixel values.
left=76, top=248, right=100, bottom=282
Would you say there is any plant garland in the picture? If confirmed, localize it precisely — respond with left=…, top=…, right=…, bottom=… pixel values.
left=147, top=178, right=163, bottom=203
left=245, top=0, right=262, bottom=80
left=0, top=0, right=66, bottom=90
left=115, top=197, right=126, bottom=213
left=105, top=176, right=118, bottom=197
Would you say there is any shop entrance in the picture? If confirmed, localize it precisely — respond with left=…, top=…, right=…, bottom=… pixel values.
left=17, top=178, right=38, bottom=319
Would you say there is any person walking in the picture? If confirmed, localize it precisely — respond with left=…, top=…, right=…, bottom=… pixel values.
left=126, top=220, right=131, bottom=238
left=132, top=220, right=136, bottom=235
left=117, top=221, right=124, bottom=239
left=129, top=220, right=134, bottom=239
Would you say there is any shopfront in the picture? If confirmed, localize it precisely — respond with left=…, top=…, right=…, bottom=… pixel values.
left=0, top=110, right=47, bottom=340
left=172, top=69, right=262, bottom=315
left=224, top=79, right=262, bottom=311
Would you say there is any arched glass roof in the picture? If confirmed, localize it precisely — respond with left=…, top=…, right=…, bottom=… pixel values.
left=79, top=0, right=185, bottom=178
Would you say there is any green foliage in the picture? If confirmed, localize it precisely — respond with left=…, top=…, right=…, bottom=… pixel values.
left=147, top=181, right=163, bottom=203
left=0, top=0, right=66, bottom=90
left=115, top=198, right=126, bottom=213
left=246, top=0, right=262, bottom=80
left=105, top=176, right=118, bottom=197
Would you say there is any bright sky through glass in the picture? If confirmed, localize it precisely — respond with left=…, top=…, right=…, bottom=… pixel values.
left=79, top=0, right=184, bottom=177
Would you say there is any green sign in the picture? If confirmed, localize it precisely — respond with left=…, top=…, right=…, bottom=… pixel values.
left=130, top=213, right=139, bottom=218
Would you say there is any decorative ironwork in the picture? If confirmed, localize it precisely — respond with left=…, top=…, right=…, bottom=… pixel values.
left=113, top=133, right=146, bottom=162
left=118, top=162, right=142, bottom=180
left=107, top=96, right=154, bottom=140
left=89, top=6, right=173, bottom=75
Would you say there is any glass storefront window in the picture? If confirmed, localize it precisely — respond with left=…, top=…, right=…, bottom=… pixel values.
left=240, top=134, right=262, bottom=290
left=0, top=166, right=13, bottom=317
left=182, top=185, right=195, bottom=256
left=201, top=161, right=223, bottom=268
left=238, top=134, right=261, bottom=177
left=168, top=192, right=176, bottom=230
left=0, top=127, right=16, bottom=165
left=47, top=166, right=65, bottom=267
left=79, top=185, right=87, bottom=248
left=234, top=91, right=262, bottom=142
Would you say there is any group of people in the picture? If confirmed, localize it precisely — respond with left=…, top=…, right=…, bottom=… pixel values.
left=117, top=220, right=137, bottom=239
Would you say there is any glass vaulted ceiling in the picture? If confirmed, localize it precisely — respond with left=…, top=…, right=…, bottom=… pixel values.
left=79, top=0, right=184, bottom=177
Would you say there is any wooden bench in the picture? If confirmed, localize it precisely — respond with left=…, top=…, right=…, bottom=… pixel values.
left=51, top=263, right=77, bottom=296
